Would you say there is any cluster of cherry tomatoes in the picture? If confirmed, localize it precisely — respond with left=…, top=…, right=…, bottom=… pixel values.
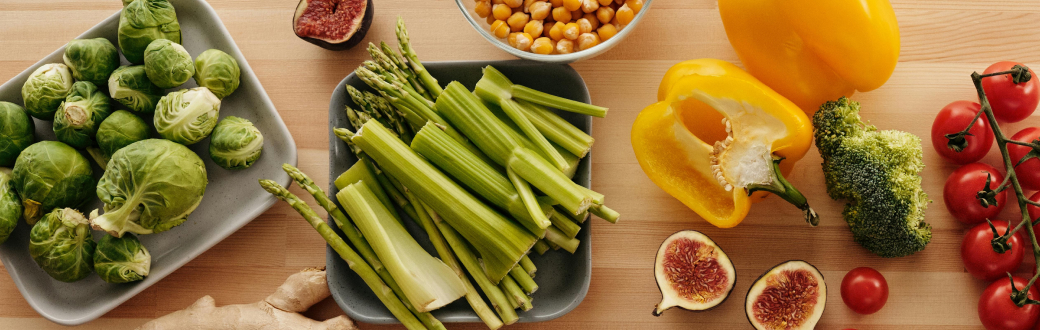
left=932, top=61, right=1040, bottom=330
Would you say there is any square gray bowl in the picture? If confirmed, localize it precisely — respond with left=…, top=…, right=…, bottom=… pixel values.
left=326, top=60, right=593, bottom=324
left=0, top=0, right=297, bottom=325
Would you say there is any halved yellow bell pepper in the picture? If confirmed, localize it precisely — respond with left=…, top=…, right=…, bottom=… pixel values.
left=633, top=59, right=815, bottom=228
left=718, top=0, right=900, bottom=113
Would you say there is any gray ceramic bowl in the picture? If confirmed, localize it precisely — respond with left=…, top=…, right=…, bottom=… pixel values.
left=0, top=0, right=296, bottom=325
left=326, top=60, right=593, bottom=323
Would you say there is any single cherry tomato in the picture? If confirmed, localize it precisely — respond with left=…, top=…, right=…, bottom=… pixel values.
left=944, top=163, right=1006, bottom=224
left=932, top=101, right=993, bottom=164
left=961, top=220, right=1024, bottom=281
left=840, top=267, right=889, bottom=315
left=1008, top=127, right=1040, bottom=190
left=982, top=61, right=1039, bottom=123
left=979, top=276, right=1040, bottom=330
left=1027, top=192, right=1040, bottom=233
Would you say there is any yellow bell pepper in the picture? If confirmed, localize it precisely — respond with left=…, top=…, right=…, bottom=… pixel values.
left=718, top=0, right=900, bottom=113
left=632, top=59, right=816, bottom=228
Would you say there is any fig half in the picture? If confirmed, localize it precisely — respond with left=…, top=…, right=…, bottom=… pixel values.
left=292, top=0, right=373, bottom=50
left=652, top=230, right=736, bottom=316
left=745, top=260, right=827, bottom=330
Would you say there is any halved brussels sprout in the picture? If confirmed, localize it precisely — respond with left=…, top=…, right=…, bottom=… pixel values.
left=109, top=65, right=164, bottom=113
left=209, top=116, right=263, bottom=170
left=91, top=139, right=207, bottom=237
left=94, top=234, right=150, bottom=284
left=154, top=87, right=221, bottom=145
left=144, top=39, right=194, bottom=89
left=21, top=64, right=74, bottom=120
left=193, top=49, right=240, bottom=99
left=118, top=0, right=181, bottom=64
left=54, top=81, right=113, bottom=149
left=29, top=208, right=96, bottom=282
left=63, top=38, right=120, bottom=86
left=0, top=102, right=35, bottom=167
left=0, top=168, right=20, bottom=244
left=12, top=141, right=94, bottom=224
left=88, top=110, right=151, bottom=168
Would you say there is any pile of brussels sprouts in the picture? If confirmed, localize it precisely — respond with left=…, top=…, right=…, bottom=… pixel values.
left=0, top=0, right=265, bottom=284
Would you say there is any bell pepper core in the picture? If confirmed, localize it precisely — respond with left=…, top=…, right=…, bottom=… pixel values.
left=632, top=59, right=816, bottom=228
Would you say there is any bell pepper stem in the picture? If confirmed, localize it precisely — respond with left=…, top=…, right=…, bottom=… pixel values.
left=745, top=157, right=819, bottom=226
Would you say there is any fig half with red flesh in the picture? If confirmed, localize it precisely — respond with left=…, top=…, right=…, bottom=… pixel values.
left=653, top=230, right=736, bottom=316
left=745, top=260, right=827, bottom=330
left=293, top=0, right=373, bottom=50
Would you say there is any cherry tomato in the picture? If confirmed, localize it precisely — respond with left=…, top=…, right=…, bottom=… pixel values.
left=1008, top=127, right=1040, bottom=190
left=979, top=276, right=1040, bottom=330
left=944, top=163, right=1006, bottom=224
left=962, top=220, right=1024, bottom=281
left=1027, top=192, right=1040, bottom=233
left=932, top=101, right=993, bottom=164
left=840, top=267, right=889, bottom=314
left=982, top=61, right=1039, bottom=123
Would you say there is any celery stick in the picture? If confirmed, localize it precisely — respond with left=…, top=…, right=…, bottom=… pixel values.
left=590, top=204, right=620, bottom=223
left=511, top=84, right=607, bottom=118
left=352, top=120, right=537, bottom=283
left=334, top=160, right=399, bottom=220
left=485, top=98, right=582, bottom=178
left=549, top=211, right=581, bottom=239
left=507, top=167, right=552, bottom=230
left=500, top=275, right=532, bottom=311
left=519, top=255, right=536, bottom=276
left=337, top=181, right=466, bottom=312
left=438, top=221, right=520, bottom=325
left=407, top=193, right=503, bottom=330
left=411, top=123, right=548, bottom=237
left=515, top=99, right=594, bottom=158
left=509, top=266, right=538, bottom=294
left=507, top=147, right=592, bottom=215
left=533, top=240, right=550, bottom=255
left=556, top=205, right=589, bottom=224
left=259, top=180, right=427, bottom=330
left=544, top=225, right=580, bottom=253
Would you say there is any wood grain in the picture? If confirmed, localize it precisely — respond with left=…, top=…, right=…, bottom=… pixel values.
left=2, top=0, right=1038, bottom=328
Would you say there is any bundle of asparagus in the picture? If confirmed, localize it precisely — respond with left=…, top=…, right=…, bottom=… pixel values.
left=261, top=18, right=616, bottom=330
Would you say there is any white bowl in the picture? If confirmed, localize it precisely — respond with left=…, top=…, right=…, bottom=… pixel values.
left=455, top=0, right=653, bottom=63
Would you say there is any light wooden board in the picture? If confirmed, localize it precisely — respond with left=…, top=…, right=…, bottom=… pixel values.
left=2, top=0, right=1039, bottom=328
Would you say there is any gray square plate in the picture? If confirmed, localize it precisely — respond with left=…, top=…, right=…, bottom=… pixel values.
left=0, top=0, right=297, bottom=325
left=326, top=60, right=593, bottom=324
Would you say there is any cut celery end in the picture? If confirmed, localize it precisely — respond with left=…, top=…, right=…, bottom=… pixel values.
left=544, top=225, right=580, bottom=253
left=515, top=99, right=594, bottom=158
left=511, top=84, right=607, bottom=118
left=533, top=240, right=550, bottom=255
left=337, top=181, right=466, bottom=312
left=335, top=159, right=399, bottom=220
left=352, top=120, right=537, bottom=283
left=507, top=147, right=591, bottom=216
left=484, top=99, right=581, bottom=178
left=437, top=221, right=520, bottom=324
left=590, top=204, right=620, bottom=223
left=519, top=255, right=536, bottom=276
left=549, top=211, right=581, bottom=239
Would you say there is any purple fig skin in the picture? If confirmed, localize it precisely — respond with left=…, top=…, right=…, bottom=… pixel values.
left=292, top=0, right=373, bottom=51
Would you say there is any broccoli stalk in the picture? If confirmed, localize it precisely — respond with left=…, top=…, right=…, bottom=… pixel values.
left=813, top=97, right=932, bottom=258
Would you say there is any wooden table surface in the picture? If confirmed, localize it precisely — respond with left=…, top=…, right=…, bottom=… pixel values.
left=2, top=0, right=1039, bottom=328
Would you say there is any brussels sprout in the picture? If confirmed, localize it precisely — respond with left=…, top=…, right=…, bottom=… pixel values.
left=122, top=0, right=134, bottom=5
left=0, top=168, right=20, bottom=244
left=54, top=81, right=113, bottom=149
left=154, top=87, right=221, bottom=145
left=87, top=110, right=151, bottom=168
left=118, top=0, right=181, bottom=64
left=12, top=141, right=94, bottom=224
left=144, top=39, right=195, bottom=89
left=209, top=116, right=263, bottom=170
left=62, top=38, right=120, bottom=86
left=193, top=49, right=240, bottom=99
left=94, top=234, right=150, bottom=283
left=109, top=65, right=164, bottom=113
left=21, top=63, right=74, bottom=120
left=0, top=102, right=35, bottom=167
left=28, top=208, right=96, bottom=282
left=90, top=139, right=207, bottom=237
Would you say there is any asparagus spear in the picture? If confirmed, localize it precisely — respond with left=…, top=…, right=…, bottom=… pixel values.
left=396, top=17, right=442, bottom=98
left=259, top=180, right=428, bottom=330
left=438, top=220, right=520, bottom=324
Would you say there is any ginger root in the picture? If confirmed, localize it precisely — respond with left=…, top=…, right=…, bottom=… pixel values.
left=138, top=267, right=356, bottom=330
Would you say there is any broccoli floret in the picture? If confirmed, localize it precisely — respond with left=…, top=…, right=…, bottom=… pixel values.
left=813, top=97, right=932, bottom=258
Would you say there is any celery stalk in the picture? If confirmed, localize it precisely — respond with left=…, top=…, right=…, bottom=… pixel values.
left=509, top=265, right=538, bottom=294
left=549, top=211, right=581, bottom=239
left=590, top=204, right=620, bottom=224
left=411, top=123, right=549, bottom=237
left=259, top=180, right=427, bottom=330
left=511, top=84, right=607, bottom=118
left=483, top=99, right=582, bottom=178
left=334, top=160, right=399, bottom=220
left=515, top=99, right=594, bottom=158
left=337, top=181, right=466, bottom=312
left=352, top=120, right=537, bottom=283
left=480, top=88, right=569, bottom=172
left=507, top=167, right=552, bottom=230
left=438, top=221, right=520, bottom=325
left=533, top=240, right=550, bottom=255
left=407, top=193, right=503, bottom=330
left=544, top=225, right=580, bottom=253
left=436, top=82, right=593, bottom=215
left=500, top=275, right=532, bottom=311
left=519, top=255, right=536, bottom=276
left=557, top=205, right=589, bottom=224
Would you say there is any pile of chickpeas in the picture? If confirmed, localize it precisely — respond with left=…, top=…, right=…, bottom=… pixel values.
left=473, top=0, right=643, bottom=55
